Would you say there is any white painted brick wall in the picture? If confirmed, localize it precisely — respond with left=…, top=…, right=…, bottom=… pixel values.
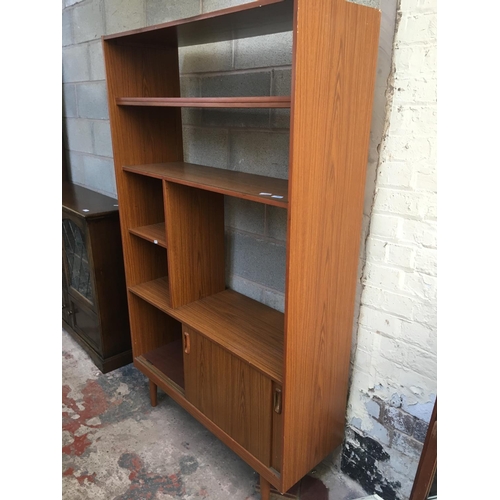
left=347, top=0, right=437, bottom=498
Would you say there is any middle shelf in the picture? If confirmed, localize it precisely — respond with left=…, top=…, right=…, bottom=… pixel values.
left=116, top=96, right=291, bottom=108
left=129, top=277, right=284, bottom=383
left=124, top=162, right=289, bottom=208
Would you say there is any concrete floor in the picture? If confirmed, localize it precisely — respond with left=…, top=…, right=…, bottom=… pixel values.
left=62, top=329, right=369, bottom=500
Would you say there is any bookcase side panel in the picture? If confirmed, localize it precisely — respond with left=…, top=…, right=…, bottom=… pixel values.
left=281, top=0, right=381, bottom=490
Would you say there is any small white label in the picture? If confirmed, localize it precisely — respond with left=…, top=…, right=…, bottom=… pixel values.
left=259, top=192, right=272, bottom=196
left=82, top=209, right=90, bottom=212
left=154, top=239, right=158, bottom=245
left=271, top=195, right=284, bottom=199
left=113, top=204, right=119, bottom=207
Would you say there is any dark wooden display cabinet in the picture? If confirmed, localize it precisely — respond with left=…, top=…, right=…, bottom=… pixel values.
left=62, top=181, right=132, bottom=373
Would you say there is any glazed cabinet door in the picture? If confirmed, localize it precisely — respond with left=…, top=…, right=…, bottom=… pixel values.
left=62, top=214, right=95, bottom=306
left=183, top=325, right=273, bottom=465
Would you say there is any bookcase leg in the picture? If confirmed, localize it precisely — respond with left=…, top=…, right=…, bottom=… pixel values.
left=260, top=475, right=270, bottom=500
left=149, top=380, right=157, bottom=407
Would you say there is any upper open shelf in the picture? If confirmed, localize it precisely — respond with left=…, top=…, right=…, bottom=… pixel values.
left=124, top=162, right=288, bottom=208
left=102, top=0, right=293, bottom=47
left=116, top=97, right=291, bottom=108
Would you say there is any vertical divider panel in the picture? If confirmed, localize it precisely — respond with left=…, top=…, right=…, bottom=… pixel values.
left=163, top=181, right=226, bottom=308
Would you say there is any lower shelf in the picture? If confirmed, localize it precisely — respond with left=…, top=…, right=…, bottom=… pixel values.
left=142, top=339, right=185, bottom=391
left=129, top=277, right=284, bottom=383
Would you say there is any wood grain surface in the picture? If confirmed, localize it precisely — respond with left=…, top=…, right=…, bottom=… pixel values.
left=62, top=181, right=119, bottom=218
left=281, top=0, right=381, bottom=490
left=163, top=182, right=226, bottom=308
left=123, top=162, right=288, bottom=208
left=117, top=97, right=291, bottom=108
left=184, top=326, right=273, bottom=465
left=129, top=222, right=167, bottom=248
left=129, top=277, right=284, bottom=383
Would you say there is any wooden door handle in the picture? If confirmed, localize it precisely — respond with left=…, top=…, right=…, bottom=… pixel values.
left=184, top=331, right=190, bottom=354
left=274, top=387, right=282, bottom=414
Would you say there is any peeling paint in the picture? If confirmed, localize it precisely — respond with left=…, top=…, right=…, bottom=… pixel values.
left=342, top=428, right=401, bottom=500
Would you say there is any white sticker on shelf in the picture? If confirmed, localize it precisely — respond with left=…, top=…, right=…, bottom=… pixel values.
left=259, top=192, right=272, bottom=196
left=154, top=240, right=158, bottom=244
left=271, top=195, right=284, bottom=199
left=82, top=209, right=90, bottom=212
left=113, top=204, right=119, bottom=207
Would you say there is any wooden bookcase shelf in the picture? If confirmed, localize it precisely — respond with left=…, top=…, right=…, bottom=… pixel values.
left=130, top=277, right=284, bottom=383
left=129, top=223, right=167, bottom=247
left=117, top=97, right=291, bottom=108
left=103, top=1, right=381, bottom=498
left=123, top=162, right=288, bottom=208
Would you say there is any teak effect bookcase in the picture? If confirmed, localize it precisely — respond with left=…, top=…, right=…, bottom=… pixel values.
left=102, top=0, right=380, bottom=497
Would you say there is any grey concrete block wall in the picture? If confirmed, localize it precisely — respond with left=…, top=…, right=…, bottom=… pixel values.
left=265, top=206, right=287, bottom=241
left=63, top=84, right=77, bottom=118
left=105, top=0, right=146, bottom=34
left=62, top=9, right=73, bottom=46
left=271, top=68, right=291, bottom=129
left=146, top=0, right=199, bottom=25
left=76, top=82, right=109, bottom=120
left=179, top=42, right=233, bottom=74
left=82, top=154, right=117, bottom=195
left=182, top=126, right=230, bottom=169
left=62, top=0, right=292, bottom=312
left=203, top=0, right=254, bottom=14
left=89, top=41, right=106, bottom=80
left=234, top=32, right=293, bottom=69
left=229, top=130, right=289, bottom=179
left=201, top=72, right=271, bottom=97
left=64, top=118, right=93, bottom=154
left=72, top=0, right=104, bottom=43
left=92, top=120, right=113, bottom=157
left=224, top=198, right=265, bottom=236
left=63, top=44, right=90, bottom=82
